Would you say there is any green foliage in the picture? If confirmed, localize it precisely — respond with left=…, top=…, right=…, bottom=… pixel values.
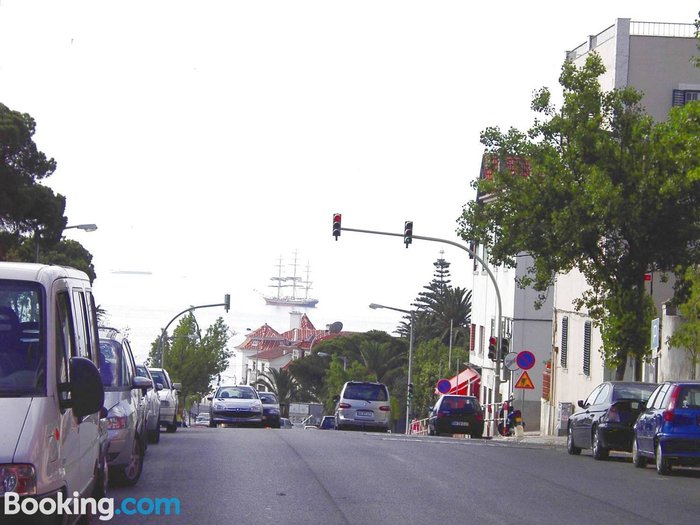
left=410, top=339, right=453, bottom=419
left=457, top=53, right=700, bottom=377
left=668, top=266, right=700, bottom=379
left=148, top=313, right=232, bottom=401
left=0, top=103, right=95, bottom=277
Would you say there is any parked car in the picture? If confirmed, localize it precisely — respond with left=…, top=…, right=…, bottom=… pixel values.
left=280, top=418, right=294, bottom=429
left=428, top=394, right=484, bottom=438
left=632, top=380, right=700, bottom=475
left=99, top=329, right=151, bottom=486
left=258, top=391, right=282, bottom=428
left=208, top=385, right=263, bottom=427
left=135, top=364, right=162, bottom=444
left=320, top=415, right=336, bottom=430
left=334, top=381, right=391, bottom=432
left=0, top=263, right=108, bottom=520
left=194, top=412, right=211, bottom=427
left=567, top=381, right=657, bottom=460
left=149, top=367, right=181, bottom=433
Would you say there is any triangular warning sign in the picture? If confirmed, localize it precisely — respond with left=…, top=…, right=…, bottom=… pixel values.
left=514, top=370, right=535, bottom=389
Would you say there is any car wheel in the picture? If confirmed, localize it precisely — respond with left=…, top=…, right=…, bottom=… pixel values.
left=592, top=427, right=609, bottom=460
left=209, top=420, right=216, bottom=428
left=167, top=415, right=177, bottom=433
left=93, top=452, right=109, bottom=499
left=632, top=438, right=647, bottom=468
left=428, top=426, right=435, bottom=436
left=655, top=440, right=671, bottom=475
left=567, top=425, right=581, bottom=455
left=148, top=424, right=160, bottom=444
left=117, top=434, right=144, bottom=486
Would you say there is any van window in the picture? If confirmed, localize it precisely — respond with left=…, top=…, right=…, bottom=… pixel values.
left=0, top=280, right=45, bottom=396
left=343, top=383, right=388, bottom=402
left=56, top=292, right=74, bottom=407
left=72, top=290, right=90, bottom=360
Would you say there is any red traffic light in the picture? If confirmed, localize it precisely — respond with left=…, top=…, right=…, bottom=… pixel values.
left=332, top=213, right=342, bottom=240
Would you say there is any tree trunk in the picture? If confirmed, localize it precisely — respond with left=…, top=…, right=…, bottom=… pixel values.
left=614, top=354, right=627, bottom=380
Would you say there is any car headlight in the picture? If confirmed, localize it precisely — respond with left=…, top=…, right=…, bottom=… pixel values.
left=214, top=403, right=225, bottom=410
left=0, top=464, right=36, bottom=496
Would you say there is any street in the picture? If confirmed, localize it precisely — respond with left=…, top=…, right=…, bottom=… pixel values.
left=108, top=427, right=700, bottom=524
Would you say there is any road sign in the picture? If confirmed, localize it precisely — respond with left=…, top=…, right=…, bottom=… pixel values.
left=516, top=350, right=536, bottom=370
left=436, top=378, right=451, bottom=394
left=504, top=351, right=519, bottom=371
left=514, top=371, right=535, bottom=389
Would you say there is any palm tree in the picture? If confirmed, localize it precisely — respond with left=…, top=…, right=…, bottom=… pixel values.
left=255, top=368, right=297, bottom=417
left=357, top=340, right=406, bottom=384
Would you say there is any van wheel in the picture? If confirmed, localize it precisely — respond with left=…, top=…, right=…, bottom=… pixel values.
left=167, top=415, right=177, bottom=433
left=117, top=435, right=144, bottom=486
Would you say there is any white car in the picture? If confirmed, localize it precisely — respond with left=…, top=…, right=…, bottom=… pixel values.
left=208, top=385, right=263, bottom=427
left=148, top=367, right=181, bottom=433
left=136, top=364, right=162, bottom=443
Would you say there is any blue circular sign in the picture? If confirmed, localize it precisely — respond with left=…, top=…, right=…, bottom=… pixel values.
left=516, top=350, right=536, bottom=370
left=436, top=378, right=451, bottom=394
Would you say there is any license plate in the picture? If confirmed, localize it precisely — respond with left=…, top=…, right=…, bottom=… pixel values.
left=452, top=421, right=469, bottom=427
left=357, top=410, right=373, bottom=417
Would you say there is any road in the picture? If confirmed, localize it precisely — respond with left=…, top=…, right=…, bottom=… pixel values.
left=107, top=426, right=700, bottom=525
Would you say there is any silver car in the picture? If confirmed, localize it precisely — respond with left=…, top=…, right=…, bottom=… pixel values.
left=334, top=381, right=391, bottom=432
left=99, top=330, right=151, bottom=486
left=208, top=385, right=263, bottom=427
left=135, top=364, right=162, bottom=444
left=149, top=367, right=181, bottom=433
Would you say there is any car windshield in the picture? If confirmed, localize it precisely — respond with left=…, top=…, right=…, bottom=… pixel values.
left=150, top=370, right=169, bottom=389
left=0, top=281, right=45, bottom=397
left=612, top=384, right=657, bottom=402
left=218, top=387, right=256, bottom=399
left=343, top=383, right=388, bottom=401
left=259, top=392, right=278, bottom=404
left=135, top=366, right=150, bottom=379
left=99, top=340, right=125, bottom=388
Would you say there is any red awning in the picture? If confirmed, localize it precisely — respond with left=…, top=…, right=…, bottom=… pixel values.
left=435, top=368, right=481, bottom=400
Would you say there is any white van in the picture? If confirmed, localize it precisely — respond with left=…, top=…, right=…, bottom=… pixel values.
left=0, top=263, right=107, bottom=522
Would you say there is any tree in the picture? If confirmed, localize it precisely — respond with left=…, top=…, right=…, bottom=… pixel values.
left=668, top=266, right=700, bottom=379
left=255, top=368, right=298, bottom=417
left=457, top=53, right=700, bottom=379
left=0, top=103, right=95, bottom=278
left=148, top=314, right=232, bottom=403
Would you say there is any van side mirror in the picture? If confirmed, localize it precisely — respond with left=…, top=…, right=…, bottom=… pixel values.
left=155, top=382, right=164, bottom=391
left=133, top=376, right=152, bottom=394
left=67, top=357, right=105, bottom=419
left=173, top=382, right=182, bottom=392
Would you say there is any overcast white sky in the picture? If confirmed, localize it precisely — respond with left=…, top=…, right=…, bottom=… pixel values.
left=0, top=1, right=697, bottom=366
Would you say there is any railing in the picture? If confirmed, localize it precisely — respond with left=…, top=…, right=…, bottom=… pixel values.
left=630, top=22, right=696, bottom=38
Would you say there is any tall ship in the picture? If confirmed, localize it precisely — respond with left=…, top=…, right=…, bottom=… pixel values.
left=264, top=252, right=319, bottom=308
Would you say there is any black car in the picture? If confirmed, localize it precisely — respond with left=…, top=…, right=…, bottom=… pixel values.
left=258, top=391, right=281, bottom=428
left=428, top=395, right=484, bottom=438
left=567, top=381, right=657, bottom=460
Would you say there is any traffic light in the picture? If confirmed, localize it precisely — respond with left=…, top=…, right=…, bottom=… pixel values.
left=487, top=336, right=497, bottom=361
left=500, top=338, right=509, bottom=361
left=404, top=221, right=413, bottom=248
left=332, top=213, right=342, bottom=240
left=407, top=382, right=414, bottom=400
left=224, top=294, right=231, bottom=313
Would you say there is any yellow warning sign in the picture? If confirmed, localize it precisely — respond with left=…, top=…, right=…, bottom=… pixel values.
left=514, top=370, right=535, bottom=389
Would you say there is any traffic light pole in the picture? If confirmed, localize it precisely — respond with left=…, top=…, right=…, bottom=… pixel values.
left=342, top=226, right=504, bottom=410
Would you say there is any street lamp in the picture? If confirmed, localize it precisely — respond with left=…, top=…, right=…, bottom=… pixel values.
left=369, top=302, right=414, bottom=435
left=316, top=352, right=347, bottom=370
left=64, top=223, right=98, bottom=232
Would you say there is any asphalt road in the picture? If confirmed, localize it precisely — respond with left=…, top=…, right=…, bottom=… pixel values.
left=106, top=426, right=700, bottom=525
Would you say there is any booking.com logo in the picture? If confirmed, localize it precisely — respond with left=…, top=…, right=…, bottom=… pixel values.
left=4, top=491, right=181, bottom=521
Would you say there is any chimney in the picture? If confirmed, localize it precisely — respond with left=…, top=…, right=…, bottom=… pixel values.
left=289, top=310, right=302, bottom=330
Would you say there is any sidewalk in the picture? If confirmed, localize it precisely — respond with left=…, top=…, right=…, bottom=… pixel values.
left=491, top=430, right=567, bottom=447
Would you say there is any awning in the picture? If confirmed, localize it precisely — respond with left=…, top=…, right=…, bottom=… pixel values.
left=434, top=367, right=481, bottom=399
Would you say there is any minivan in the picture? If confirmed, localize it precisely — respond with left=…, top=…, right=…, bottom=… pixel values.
left=0, top=263, right=107, bottom=522
left=334, top=381, right=391, bottom=432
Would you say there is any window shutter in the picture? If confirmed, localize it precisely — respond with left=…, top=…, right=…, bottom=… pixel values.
left=469, top=324, right=476, bottom=352
left=583, top=321, right=592, bottom=376
left=560, top=316, right=569, bottom=369
left=672, top=89, right=685, bottom=107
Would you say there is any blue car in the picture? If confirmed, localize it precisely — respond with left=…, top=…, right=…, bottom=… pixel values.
left=633, top=381, right=700, bottom=475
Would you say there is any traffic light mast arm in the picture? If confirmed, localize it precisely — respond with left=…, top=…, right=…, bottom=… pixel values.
left=339, top=225, right=504, bottom=404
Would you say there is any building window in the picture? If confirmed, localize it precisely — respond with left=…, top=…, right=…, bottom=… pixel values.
left=560, top=316, right=569, bottom=369
left=583, top=321, right=592, bottom=377
left=672, top=89, right=699, bottom=107
left=478, top=325, right=484, bottom=356
left=469, top=324, right=476, bottom=353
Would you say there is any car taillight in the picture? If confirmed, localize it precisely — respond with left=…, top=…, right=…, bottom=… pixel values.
left=0, top=465, right=36, bottom=496
left=379, top=405, right=391, bottom=412
left=607, top=406, right=620, bottom=423
left=437, top=411, right=448, bottom=417
left=475, top=412, right=484, bottom=422
left=338, top=403, right=351, bottom=409
left=664, top=386, right=681, bottom=423
left=107, top=416, right=127, bottom=430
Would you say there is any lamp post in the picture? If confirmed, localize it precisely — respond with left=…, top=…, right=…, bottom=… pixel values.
left=316, top=352, right=347, bottom=370
left=35, top=223, right=98, bottom=262
left=369, top=302, right=414, bottom=434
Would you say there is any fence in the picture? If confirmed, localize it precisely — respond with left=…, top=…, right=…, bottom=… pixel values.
left=407, top=400, right=512, bottom=438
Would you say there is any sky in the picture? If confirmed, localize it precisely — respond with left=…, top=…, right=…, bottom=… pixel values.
left=0, top=1, right=697, bottom=378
